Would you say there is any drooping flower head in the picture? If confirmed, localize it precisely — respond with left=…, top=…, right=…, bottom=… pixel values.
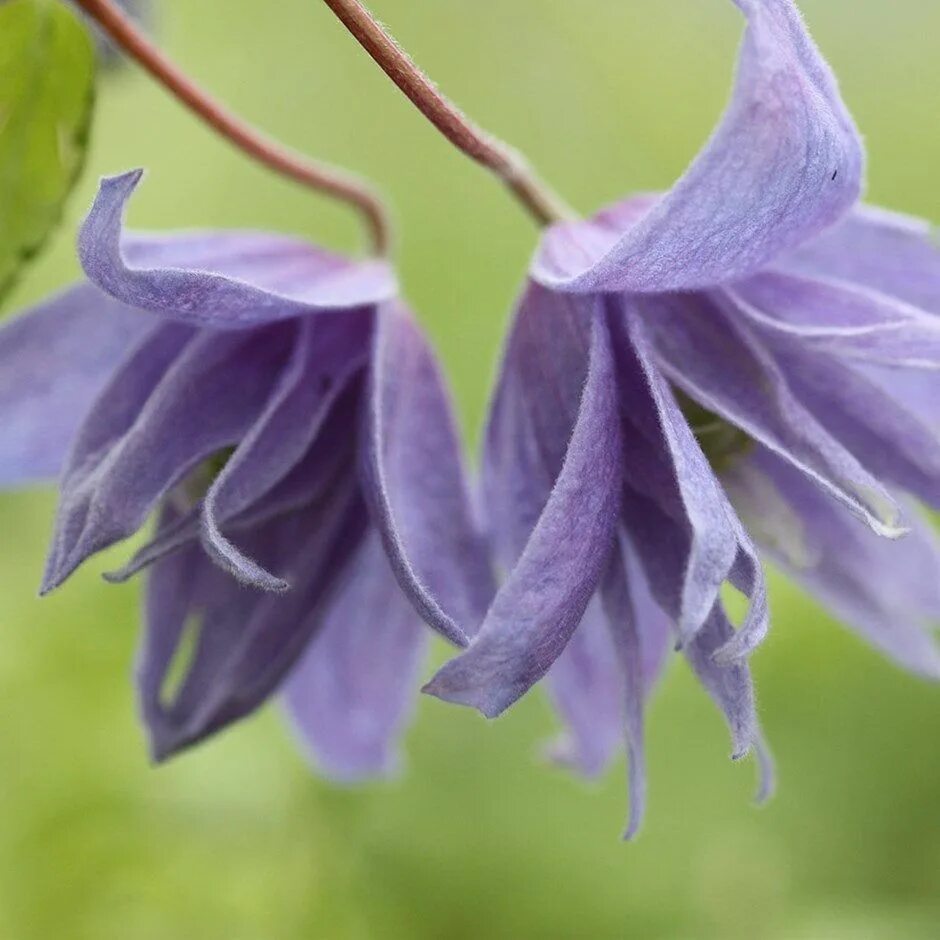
left=0, top=170, right=493, bottom=779
left=426, top=0, right=940, bottom=835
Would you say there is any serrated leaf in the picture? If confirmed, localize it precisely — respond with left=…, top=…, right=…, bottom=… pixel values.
left=0, top=0, right=95, bottom=306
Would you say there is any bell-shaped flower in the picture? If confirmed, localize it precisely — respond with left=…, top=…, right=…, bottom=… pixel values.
left=0, top=170, right=493, bottom=780
left=425, top=0, right=940, bottom=835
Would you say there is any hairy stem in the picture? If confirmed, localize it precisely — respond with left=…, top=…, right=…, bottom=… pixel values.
left=321, top=0, right=573, bottom=227
left=74, top=0, right=391, bottom=254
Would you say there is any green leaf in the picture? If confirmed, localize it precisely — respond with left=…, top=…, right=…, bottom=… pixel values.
left=0, top=0, right=95, bottom=306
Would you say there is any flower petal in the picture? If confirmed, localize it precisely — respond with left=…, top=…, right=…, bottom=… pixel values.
left=544, top=595, right=624, bottom=779
left=533, top=0, right=862, bottom=293
left=199, top=314, right=371, bottom=590
left=621, top=486, right=759, bottom=760
left=613, top=304, right=768, bottom=655
left=283, top=533, right=427, bottom=782
left=0, top=284, right=154, bottom=487
left=726, top=449, right=940, bottom=679
left=482, top=284, right=594, bottom=569
left=361, top=304, right=494, bottom=648
left=766, top=344, right=940, bottom=509
left=603, top=536, right=672, bottom=840
left=79, top=170, right=397, bottom=329
left=645, top=293, right=905, bottom=536
left=779, top=205, right=940, bottom=315
left=423, top=308, right=622, bottom=717
left=731, top=272, right=940, bottom=368
left=42, top=323, right=294, bottom=592
left=143, top=487, right=369, bottom=761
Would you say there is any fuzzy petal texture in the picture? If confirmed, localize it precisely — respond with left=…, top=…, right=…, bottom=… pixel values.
left=643, top=293, right=905, bottom=536
left=726, top=449, right=940, bottom=678
left=533, top=0, right=862, bottom=293
left=42, top=324, right=294, bottom=592
left=0, top=284, right=154, bottom=486
left=779, top=205, right=940, bottom=315
left=362, top=304, right=494, bottom=648
left=731, top=272, right=940, bottom=368
left=424, top=309, right=622, bottom=717
left=141, top=488, right=369, bottom=761
left=620, top=487, right=760, bottom=761
left=79, top=171, right=397, bottom=329
left=544, top=596, right=624, bottom=778
left=283, top=533, right=428, bottom=782
left=612, top=304, right=769, bottom=657
left=198, top=315, right=370, bottom=590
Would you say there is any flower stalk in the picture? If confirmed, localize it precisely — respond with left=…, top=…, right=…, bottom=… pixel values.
left=321, top=0, right=574, bottom=227
left=72, top=0, right=392, bottom=254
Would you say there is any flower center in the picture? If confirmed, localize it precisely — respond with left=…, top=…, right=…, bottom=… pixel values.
left=677, top=393, right=753, bottom=473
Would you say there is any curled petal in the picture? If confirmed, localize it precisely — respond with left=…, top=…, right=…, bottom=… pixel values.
left=533, top=0, right=862, bottom=293
left=283, top=533, right=428, bottom=782
left=0, top=284, right=154, bottom=487
left=79, top=170, right=397, bottom=329
left=362, top=304, right=494, bottom=648
left=199, top=315, right=370, bottom=590
left=423, top=310, right=622, bottom=717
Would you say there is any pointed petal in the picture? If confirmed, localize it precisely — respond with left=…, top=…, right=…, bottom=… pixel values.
left=0, top=284, right=154, bottom=487
left=614, top=305, right=768, bottom=653
left=769, top=344, right=940, bottom=509
left=644, top=293, right=905, bottom=536
left=423, top=310, right=622, bottom=717
left=143, top=488, right=370, bottom=761
left=731, top=272, right=940, bottom=368
left=780, top=204, right=940, bottom=315
left=726, top=449, right=940, bottom=678
left=603, top=536, right=672, bottom=840
left=533, top=0, right=862, bottom=293
left=544, top=596, right=624, bottom=779
left=79, top=170, right=397, bottom=329
left=199, top=315, right=371, bottom=590
left=283, top=533, right=427, bottom=781
left=362, top=304, right=494, bottom=648
left=43, top=323, right=293, bottom=592
left=621, top=487, right=759, bottom=759
left=482, top=283, right=595, bottom=569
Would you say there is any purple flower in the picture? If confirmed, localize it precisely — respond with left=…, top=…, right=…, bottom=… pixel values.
left=0, top=169, right=493, bottom=780
left=425, top=0, right=940, bottom=834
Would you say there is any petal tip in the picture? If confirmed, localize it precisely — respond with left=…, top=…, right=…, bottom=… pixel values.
left=420, top=674, right=504, bottom=720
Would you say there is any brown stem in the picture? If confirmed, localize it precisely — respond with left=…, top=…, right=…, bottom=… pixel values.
left=73, top=0, right=391, bottom=254
left=321, top=0, right=573, bottom=227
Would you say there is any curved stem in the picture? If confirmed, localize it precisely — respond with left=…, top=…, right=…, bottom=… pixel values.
left=321, top=0, right=574, bottom=227
left=73, top=0, right=391, bottom=254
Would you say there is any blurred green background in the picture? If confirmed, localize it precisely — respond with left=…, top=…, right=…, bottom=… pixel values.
left=1, top=1, right=939, bottom=937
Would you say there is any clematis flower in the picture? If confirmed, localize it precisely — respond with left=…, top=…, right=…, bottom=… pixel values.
left=0, top=169, right=493, bottom=779
left=425, top=0, right=940, bottom=835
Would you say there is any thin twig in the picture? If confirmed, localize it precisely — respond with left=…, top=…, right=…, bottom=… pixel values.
left=321, top=0, right=573, bottom=227
left=74, top=0, right=392, bottom=254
